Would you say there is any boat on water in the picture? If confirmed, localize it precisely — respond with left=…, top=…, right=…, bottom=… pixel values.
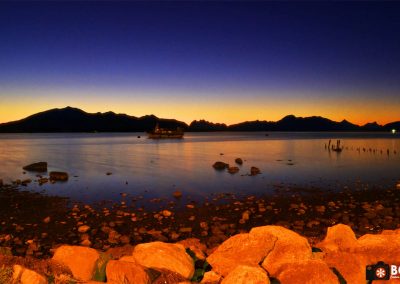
left=148, top=124, right=184, bottom=139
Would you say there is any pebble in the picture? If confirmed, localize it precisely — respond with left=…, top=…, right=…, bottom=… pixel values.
left=162, top=210, right=172, bottom=217
left=173, top=191, right=183, bottom=198
left=78, top=225, right=90, bottom=233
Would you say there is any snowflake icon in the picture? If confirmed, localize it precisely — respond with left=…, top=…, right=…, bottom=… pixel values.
left=375, top=267, right=387, bottom=279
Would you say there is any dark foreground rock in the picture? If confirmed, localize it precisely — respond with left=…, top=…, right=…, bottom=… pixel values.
left=22, top=162, right=47, bottom=172
left=212, top=162, right=229, bottom=170
left=49, top=171, right=69, bottom=181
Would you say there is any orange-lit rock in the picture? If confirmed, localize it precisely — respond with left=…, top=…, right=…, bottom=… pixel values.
left=106, top=259, right=150, bottom=284
left=132, top=241, right=194, bottom=279
left=200, top=271, right=222, bottom=283
left=275, top=259, right=339, bottom=284
left=52, top=245, right=100, bottom=281
left=356, top=233, right=400, bottom=265
left=207, top=232, right=277, bottom=277
left=221, top=265, right=270, bottom=284
left=250, top=226, right=313, bottom=277
left=13, top=265, right=47, bottom=284
left=317, top=224, right=358, bottom=252
left=322, top=251, right=366, bottom=284
left=178, top=238, right=207, bottom=260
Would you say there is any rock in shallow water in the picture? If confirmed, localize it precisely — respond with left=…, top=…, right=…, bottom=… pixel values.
left=49, top=171, right=69, bottom=181
left=22, top=162, right=47, bottom=172
left=212, top=161, right=229, bottom=170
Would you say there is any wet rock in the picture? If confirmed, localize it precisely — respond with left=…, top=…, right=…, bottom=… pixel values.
left=23, top=162, right=47, bottom=172
left=207, top=231, right=277, bottom=277
left=222, top=265, right=269, bottom=284
left=13, top=265, right=47, bottom=284
left=49, top=171, right=69, bottom=181
left=78, top=225, right=91, bottom=233
left=235, top=158, right=243, bottom=165
left=52, top=245, right=100, bottom=281
left=250, top=226, right=313, bottom=278
left=212, top=161, right=229, bottom=170
left=227, top=166, right=239, bottom=174
left=106, top=259, right=150, bottom=284
left=200, top=271, right=222, bottom=283
left=250, top=167, right=260, bottom=176
left=132, top=241, right=195, bottom=279
left=274, top=259, right=339, bottom=284
left=317, top=224, right=358, bottom=252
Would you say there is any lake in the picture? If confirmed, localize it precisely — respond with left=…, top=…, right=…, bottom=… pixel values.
left=0, top=132, right=399, bottom=204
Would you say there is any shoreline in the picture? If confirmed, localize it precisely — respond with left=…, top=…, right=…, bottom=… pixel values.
left=1, top=181, right=399, bottom=258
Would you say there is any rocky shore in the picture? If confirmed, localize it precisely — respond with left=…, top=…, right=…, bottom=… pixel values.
left=1, top=179, right=400, bottom=283
left=1, top=223, right=400, bottom=283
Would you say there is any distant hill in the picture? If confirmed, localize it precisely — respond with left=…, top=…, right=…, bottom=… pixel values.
left=0, top=107, right=398, bottom=132
left=0, top=107, right=188, bottom=132
left=189, top=120, right=228, bottom=132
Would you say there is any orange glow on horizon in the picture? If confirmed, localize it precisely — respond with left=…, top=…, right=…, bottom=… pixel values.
left=0, top=89, right=399, bottom=126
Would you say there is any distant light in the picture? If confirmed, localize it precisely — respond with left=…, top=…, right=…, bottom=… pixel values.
left=392, top=129, right=396, bottom=134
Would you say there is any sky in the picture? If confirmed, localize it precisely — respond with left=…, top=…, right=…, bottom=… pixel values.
left=0, top=2, right=399, bottom=125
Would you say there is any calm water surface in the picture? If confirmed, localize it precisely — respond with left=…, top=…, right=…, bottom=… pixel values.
left=0, top=132, right=399, bottom=204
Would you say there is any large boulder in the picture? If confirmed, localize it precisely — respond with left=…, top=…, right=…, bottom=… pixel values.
left=250, top=226, right=313, bottom=277
left=106, top=260, right=150, bottom=284
left=52, top=245, right=100, bottom=281
left=316, top=224, right=359, bottom=252
left=356, top=233, right=400, bottom=265
left=49, top=171, right=69, bottom=181
left=207, top=232, right=277, bottom=277
left=322, top=251, right=366, bottom=284
left=132, top=241, right=194, bottom=279
left=13, top=265, right=47, bottom=284
left=274, top=259, right=339, bottom=284
left=23, top=162, right=47, bottom=172
left=221, top=265, right=270, bottom=284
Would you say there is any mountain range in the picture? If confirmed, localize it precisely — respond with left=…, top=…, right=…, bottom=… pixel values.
left=0, top=106, right=398, bottom=133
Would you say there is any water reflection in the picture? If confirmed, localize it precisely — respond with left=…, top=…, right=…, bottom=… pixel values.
left=0, top=132, right=398, bottom=204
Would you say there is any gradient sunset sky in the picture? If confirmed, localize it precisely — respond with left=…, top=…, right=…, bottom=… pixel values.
left=1, top=2, right=399, bottom=125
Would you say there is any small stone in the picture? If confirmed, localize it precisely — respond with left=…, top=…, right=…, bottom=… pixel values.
left=78, top=225, right=90, bottom=233
left=80, top=239, right=92, bottom=247
left=162, top=210, right=173, bottom=217
left=43, top=216, right=51, bottom=224
left=227, top=167, right=239, bottom=174
left=250, top=167, right=260, bottom=175
left=179, top=227, right=192, bottom=233
left=49, top=171, right=69, bottom=181
left=173, top=191, right=183, bottom=198
left=213, top=161, right=229, bottom=170
left=235, top=158, right=243, bottom=165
